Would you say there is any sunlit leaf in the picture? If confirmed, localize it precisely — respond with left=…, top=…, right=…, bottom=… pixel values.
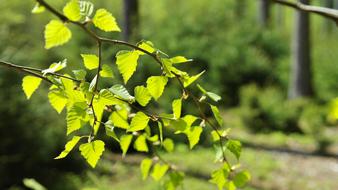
left=233, top=171, right=251, bottom=188
left=42, top=59, right=67, bottom=76
left=151, top=163, right=169, bottom=181
left=48, top=90, right=67, bottom=114
left=93, top=8, right=121, bottom=32
left=79, top=140, right=105, bottom=168
left=134, top=135, right=148, bottom=152
left=134, top=86, right=152, bottom=106
left=100, top=64, right=114, bottom=78
left=81, top=54, right=99, bottom=70
left=128, top=112, right=149, bottom=132
left=109, top=84, right=135, bottom=102
left=197, top=84, right=221, bottom=102
left=140, top=158, right=152, bottom=180
left=210, top=105, right=223, bottom=126
left=79, top=1, right=94, bottom=17
left=183, top=70, right=205, bottom=87
left=55, top=136, right=81, bottom=159
left=120, top=134, right=133, bottom=157
left=32, top=3, right=45, bottom=14
left=44, top=20, right=72, bottom=49
left=226, top=139, right=241, bottom=160
left=172, top=98, right=182, bottom=119
left=115, top=50, right=140, bottom=83
left=146, top=76, right=168, bottom=100
left=109, top=108, right=129, bottom=129
left=209, top=164, right=230, bottom=190
left=163, top=138, right=174, bottom=152
left=66, top=102, right=88, bottom=135
left=72, top=69, right=86, bottom=80
left=137, top=41, right=155, bottom=55
left=186, top=126, right=203, bottom=149
left=170, top=56, right=192, bottom=64
left=63, top=0, right=81, bottom=21
left=22, top=76, right=42, bottom=99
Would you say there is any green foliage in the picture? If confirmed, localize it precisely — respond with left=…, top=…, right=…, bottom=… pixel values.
left=22, top=76, right=42, bottom=99
left=55, top=136, right=81, bottom=159
left=134, top=85, right=152, bottom=106
left=140, top=158, right=153, bottom=180
left=81, top=54, right=99, bottom=70
left=116, top=50, right=140, bottom=83
left=151, top=163, right=169, bottom=181
left=226, top=140, right=242, bottom=160
left=92, top=8, right=121, bottom=32
left=44, top=20, right=72, bottom=49
left=129, top=111, right=150, bottom=132
left=79, top=140, right=105, bottom=168
left=146, top=76, right=168, bottom=100
left=63, top=0, right=81, bottom=21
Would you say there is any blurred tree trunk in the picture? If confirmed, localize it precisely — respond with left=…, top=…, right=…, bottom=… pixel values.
left=235, top=0, right=245, bottom=18
left=123, top=0, right=139, bottom=42
left=258, top=0, right=271, bottom=26
left=288, top=0, right=314, bottom=99
left=276, top=5, right=284, bottom=26
left=323, top=0, right=334, bottom=33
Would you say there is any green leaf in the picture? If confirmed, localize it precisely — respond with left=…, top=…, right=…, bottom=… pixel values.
left=210, top=105, right=223, bottom=126
left=66, top=102, right=88, bottom=135
left=72, top=69, right=87, bottom=80
left=63, top=0, right=81, bottom=21
left=89, top=75, right=97, bottom=92
left=146, top=76, right=168, bottom=100
left=93, top=8, right=121, bottom=32
left=182, top=115, right=198, bottom=127
left=170, top=56, right=192, bottom=64
left=226, top=140, right=242, bottom=160
left=151, top=163, right=169, bottom=181
left=115, top=50, right=140, bottom=83
left=22, top=76, right=42, bottom=99
left=186, top=126, right=203, bottom=149
left=197, top=84, right=221, bottom=102
left=81, top=54, right=99, bottom=70
left=158, top=121, right=163, bottom=143
left=100, top=64, right=114, bottom=78
left=48, top=90, right=67, bottom=114
left=99, top=89, right=125, bottom=106
left=170, top=119, right=188, bottom=133
left=183, top=70, right=205, bottom=87
left=79, top=1, right=94, bottom=17
left=109, top=108, right=129, bottom=129
left=109, top=84, right=135, bottom=102
left=44, top=20, right=72, bottom=49
left=137, top=41, right=155, bottom=54
left=134, top=135, right=149, bottom=152
left=172, top=98, right=182, bottom=119
left=23, top=178, right=46, bottom=190
left=134, top=86, right=152, bottom=106
left=104, top=124, right=119, bottom=142
left=32, top=3, right=45, bottom=14
left=209, top=164, right=230, bottom=190
left=79, top=140, right=105, bottom=168
left=163, top=138, right=174, bottom=152
left=42, top=59, right=67, bottom=76
left=129, top=112, right=149, bottom=132
left=120, top=134, right=133, bottom=157
left=140, top=158, right=153, bottom=180
left=233, top=171, right=251, bottom=188
left=55, top=136, right=81, bottom=159
left=165, top=172, right=185, bottom=190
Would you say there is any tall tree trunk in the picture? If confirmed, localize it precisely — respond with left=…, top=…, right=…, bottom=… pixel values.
left=288, top=0, right=314, bottom=99
left=324, top=0, right=334, bottom=33
left=258, top=0, right=271, bottom=27
left=123, top=0, right=139, bottom=42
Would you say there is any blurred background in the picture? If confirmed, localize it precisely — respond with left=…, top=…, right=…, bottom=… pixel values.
left=0, top=0, right=337, bottom=189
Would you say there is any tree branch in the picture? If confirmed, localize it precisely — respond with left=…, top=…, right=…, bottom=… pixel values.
left=269, top=0, right=338, bottom=23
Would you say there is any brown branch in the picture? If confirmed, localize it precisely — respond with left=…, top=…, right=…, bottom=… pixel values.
left=269, top=0, right=338, bottom=24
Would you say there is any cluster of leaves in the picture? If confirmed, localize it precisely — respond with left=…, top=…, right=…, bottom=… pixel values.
left=18, top=0, right=250, bottom=189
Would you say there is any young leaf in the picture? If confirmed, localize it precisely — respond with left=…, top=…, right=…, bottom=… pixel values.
left=182, top=115, right=198, bottom=127
left=109, top=108, right=129, bottom=129
left=128, top=112, right=149, bottom=132
left=42, top=59, right=67, bottom=76
left=134, top=135, right=149, bottom=152
left=22, top=76, right=42, bottom=99
left=48, top=90, right=67, bottom=114
left=79, top=1, right=94, bottom=17
left=146, top=76, right=168, bottom=100
left=109, top=84, right=135, bottom=102
left=93, top=9, right=121, bottom=32
left=134, top=86, right=152, bottom=106
left=79, top=140, right=105, bottom=168
left=63, top=0, right=81, bottom=21
left=137, top=41, right=155, bottom=54
left=186, top=126, right=203, bottom=149
left=99, top=89, right=125, bottom=106
left=140, top=158, right=152, bottom=180
left=55, top=136, right=81, bottom=159
left=226, top=140, right=242, bottom=160
left=163, top=138, right=174, bottom=152
left=32, top=3, right=45, bottom=14
left=210, top=105, right=223, bottom=126
left=170, top=56, right=192, bottom=64
left=209, top=164, right=230, bottom=190
left=44, top=20, right=72, bottom=49
left=172, top=98, right=182, bottom=119
left=183, top=70, right=205, bottom=87
left=158, top=121, right=163, bottom=143
left=197, top=84, right=221, bottom=102
left=233, top=171, right=251, bottom=188
left=105, top=124, right=119, bottom=142
left=120, top=134, right=133, bottom=157
left=100, top=64, right=114, bottom=78
left=151, top=163, right=169, bottom=181
left=66, top=102, right=87, bottom=135
left=72, top=69, right=87, bottom=80
left=115, top=50, right=140, bottom=83
left=81, top=54, right=99, bottom=70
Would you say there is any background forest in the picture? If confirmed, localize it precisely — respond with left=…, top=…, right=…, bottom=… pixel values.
left=0, top=0, right=337, bottom=190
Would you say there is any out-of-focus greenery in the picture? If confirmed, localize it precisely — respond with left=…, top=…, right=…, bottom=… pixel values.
left=0, top=0, right=337, bottom=189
